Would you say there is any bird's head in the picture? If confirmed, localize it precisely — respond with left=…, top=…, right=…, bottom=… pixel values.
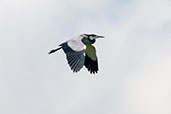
left=81, top=34, right=104, bottom=44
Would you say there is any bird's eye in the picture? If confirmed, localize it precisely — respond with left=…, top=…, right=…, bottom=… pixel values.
left=89, top=36, right=94, bottom=40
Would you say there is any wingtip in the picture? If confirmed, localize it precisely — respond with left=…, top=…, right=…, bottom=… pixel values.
left=48, top=47, right=62, bottom=55
left=89, top=69, right=98, bottom=74
left=48, top=50, right=54, bottom=54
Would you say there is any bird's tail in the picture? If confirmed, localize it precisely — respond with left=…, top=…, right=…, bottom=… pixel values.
left=48, top=47, right=62, bottom=54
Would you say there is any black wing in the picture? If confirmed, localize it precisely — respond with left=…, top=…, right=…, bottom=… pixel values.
left=84, top=54, right=98, bottom=74
left=60, top=42, right=85, bottom=72
left=84, top=44, right=98, bottom=74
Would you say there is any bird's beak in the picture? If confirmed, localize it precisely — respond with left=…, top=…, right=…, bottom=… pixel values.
left=96, top=35, right=104, bottom=39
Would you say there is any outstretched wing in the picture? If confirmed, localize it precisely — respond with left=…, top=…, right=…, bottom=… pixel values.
left=84, top=44, right=98, bottom=74
left=59, top=42, right=85, bottom=72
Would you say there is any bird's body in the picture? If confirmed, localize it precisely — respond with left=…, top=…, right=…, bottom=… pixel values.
left=49, top=34, right=104, bottom=74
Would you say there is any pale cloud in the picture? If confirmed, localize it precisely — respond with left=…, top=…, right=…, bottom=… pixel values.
left=0, top=0, right=171, bottom=114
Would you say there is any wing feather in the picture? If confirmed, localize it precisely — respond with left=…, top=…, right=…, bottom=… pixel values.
left=84, top=44, right=98, bottom=74
left=59, top=42, right=85, bottom=72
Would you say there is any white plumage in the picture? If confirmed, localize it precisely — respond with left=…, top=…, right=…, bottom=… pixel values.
left=67, top=36, right=86, bottom=52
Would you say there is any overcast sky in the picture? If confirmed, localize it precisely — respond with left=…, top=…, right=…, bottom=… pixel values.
left=0, top=0, right=171, bottom=114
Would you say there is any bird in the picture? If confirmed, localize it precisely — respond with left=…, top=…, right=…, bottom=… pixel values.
left=48, top=34, right=104, bottom=74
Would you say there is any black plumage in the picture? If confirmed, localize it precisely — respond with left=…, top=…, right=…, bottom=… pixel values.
left=60, top=42, right=85, bottom=72
left=84, top=54, right=98, bottom=74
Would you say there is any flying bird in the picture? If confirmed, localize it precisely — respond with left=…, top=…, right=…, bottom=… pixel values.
left=48, top=34, right=104, bottom=74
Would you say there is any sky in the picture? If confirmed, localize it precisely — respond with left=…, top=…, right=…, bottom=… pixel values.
left=0, top=0, right=171, bottom=114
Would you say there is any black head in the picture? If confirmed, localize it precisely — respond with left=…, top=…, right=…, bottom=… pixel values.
left=81, top=34, right=104, bottom=44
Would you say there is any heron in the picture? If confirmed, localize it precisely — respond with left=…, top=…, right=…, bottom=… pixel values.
left=48, top=34, right=104, bottom=74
